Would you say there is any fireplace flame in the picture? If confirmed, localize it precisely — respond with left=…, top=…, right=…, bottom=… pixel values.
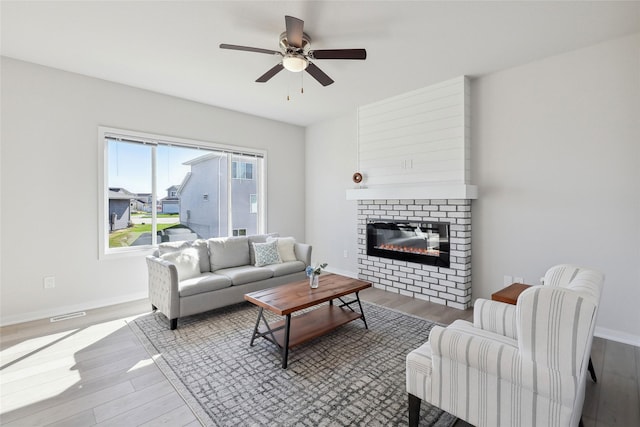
left=377, top=243, right=440, bottom=256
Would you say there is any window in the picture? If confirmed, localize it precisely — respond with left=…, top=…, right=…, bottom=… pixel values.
left=250, top=194, right=258, bottom=214
left=232, top=161, right=254, bottom=180
left=99, top=127, right=266, bottom=258
left=232, top=228, right=247, bottom=237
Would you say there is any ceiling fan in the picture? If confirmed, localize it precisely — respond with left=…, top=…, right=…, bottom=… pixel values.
left=220, top=15, right=366, bottom=87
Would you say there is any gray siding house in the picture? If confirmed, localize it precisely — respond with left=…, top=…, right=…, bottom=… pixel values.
left=108, top=189, right=132, bottom=231
left=178, top=153, right=257, bottom=239
left=160, top=185, right=180, bottom=214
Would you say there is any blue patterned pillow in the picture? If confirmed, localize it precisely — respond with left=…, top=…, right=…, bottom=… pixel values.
left=253, top=240, right=282, bottom=267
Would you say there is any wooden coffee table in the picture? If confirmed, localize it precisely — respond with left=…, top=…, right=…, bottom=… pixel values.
left=244, top=274, right=372, bottom=368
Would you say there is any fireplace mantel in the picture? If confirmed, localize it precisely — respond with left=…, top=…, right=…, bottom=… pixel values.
left=346, top=183, right=478, bottom=201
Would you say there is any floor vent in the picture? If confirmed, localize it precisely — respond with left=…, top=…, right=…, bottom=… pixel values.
left=50, top=311, right=86, bottom=322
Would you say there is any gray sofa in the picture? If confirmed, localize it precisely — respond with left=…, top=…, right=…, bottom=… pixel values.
left=146, top=234, right=311, bottom=329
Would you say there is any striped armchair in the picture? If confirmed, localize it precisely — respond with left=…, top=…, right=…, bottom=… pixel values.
left=406, top=265, right=604, bottom=427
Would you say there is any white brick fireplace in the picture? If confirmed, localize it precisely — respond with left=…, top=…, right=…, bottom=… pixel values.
left=346, top=76, right=476, bottom=310
left=357, top=199, right=472, bottom=309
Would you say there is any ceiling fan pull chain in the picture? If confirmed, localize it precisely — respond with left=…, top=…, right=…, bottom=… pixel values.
left=301, top=71, right=304, bottom=94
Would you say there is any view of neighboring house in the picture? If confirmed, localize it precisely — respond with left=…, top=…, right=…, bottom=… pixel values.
left=108, top=188, right=134, bottom=231
left=160, top=185, right=180, bottom=214
left=136, top=193, right=152, bottom=212
left=178, top=153, right=258, bottom=239
left=109, top=154, right=258, bottom=240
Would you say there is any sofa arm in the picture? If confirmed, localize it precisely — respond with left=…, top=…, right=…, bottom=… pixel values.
left=294, top=243, right=312, bottom=266
left=473, top=298, right=518, bottom=340
left=145, top=255, right=180, bottom=325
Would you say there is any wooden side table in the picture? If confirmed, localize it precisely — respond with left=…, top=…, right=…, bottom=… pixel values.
left=491, top=282, right=598, bottom=383
left=491, top=283, right=531, bottom=305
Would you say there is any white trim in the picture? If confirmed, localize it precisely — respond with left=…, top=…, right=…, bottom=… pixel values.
left=226, top=153, right=233, bottom=236
left=346, top=183, right=478, bottom=200
left=259, top=155, right=267, bottom=234
left=0, top=291, right=148, bottom=327
left=100, top=126, right=266, bottom=158
left=594, top=326, right=640, bottom=347
left=325, top=267, right=359, bottom=280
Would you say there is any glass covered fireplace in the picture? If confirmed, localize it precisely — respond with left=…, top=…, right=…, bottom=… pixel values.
left=366, top=220, right=450, bottom=268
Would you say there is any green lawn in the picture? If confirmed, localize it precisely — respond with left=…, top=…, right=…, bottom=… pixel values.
left=109, top=223, right=177, bottom=247
left=131, top=212, right=179, bottom=219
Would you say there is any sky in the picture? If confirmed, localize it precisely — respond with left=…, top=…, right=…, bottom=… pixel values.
left=108, top=140, right=209, bottom=194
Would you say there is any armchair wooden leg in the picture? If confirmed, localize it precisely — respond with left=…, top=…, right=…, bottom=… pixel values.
left=170, top=318, right=178, bottom=330
left=408, top=393, right=421, bottom=427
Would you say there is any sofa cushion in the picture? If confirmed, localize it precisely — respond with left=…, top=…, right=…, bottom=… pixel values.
left=178, top=272, right=232, bottom=297
left=160, top=248, right=201, bottom=281
left=157, top=239, right=210, bottom=273
left=264, top=260, right=306, bottom=277
left=253, top=240, right=282, bottom=267
left=208, top=236, right=250, bottom=271
left=267, top=236, right=297, bottom=262
left=248, top=233, right=279, bottom=265
left=215, top=265, right=274, bottom=286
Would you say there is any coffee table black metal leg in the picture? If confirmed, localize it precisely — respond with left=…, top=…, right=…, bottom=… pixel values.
left=250, top=307, right=263, bottom=346
left=282, top=314, right=291, bottom=369
left=355, top=291, right=368, bottom=329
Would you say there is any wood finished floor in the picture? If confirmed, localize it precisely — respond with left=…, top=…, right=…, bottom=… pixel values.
left=1, top=287, right=638, bottom=427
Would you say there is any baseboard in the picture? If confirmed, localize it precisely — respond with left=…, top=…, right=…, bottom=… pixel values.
left=324, top=267, right=359, bottom=279
left=594, top=326, right=640, bottom=347
left=0, top=291, right=148, bottom=327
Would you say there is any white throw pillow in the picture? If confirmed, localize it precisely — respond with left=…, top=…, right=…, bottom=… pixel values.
left=267, top=236, right=297, bottom=262
left=160, top=248, right=201, bottom=281
left=253, top=240, right=282, bottom=267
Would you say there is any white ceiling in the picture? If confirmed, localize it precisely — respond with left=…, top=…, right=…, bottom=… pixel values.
left=2, top=1, right=639, bottom=127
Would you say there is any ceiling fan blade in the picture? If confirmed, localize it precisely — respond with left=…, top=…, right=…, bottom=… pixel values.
left=310, top=49, right=367, bottom=60
left=220, top=44, right=282, bottom=56
left=305, top=63, right=334, bottom=86
left=256, top=63, right=284, bottom=83
left=285, top=15, right=304, bottom=49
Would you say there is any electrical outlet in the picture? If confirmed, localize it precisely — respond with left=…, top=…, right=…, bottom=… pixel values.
left=515, top=277, right=525, bottom=284
left=503, top=275, right=513, bottom=286
left=43, top=276, right=56, bottom=289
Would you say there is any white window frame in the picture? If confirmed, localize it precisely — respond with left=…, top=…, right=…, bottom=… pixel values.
left=98, top=126, right=267, bottom=259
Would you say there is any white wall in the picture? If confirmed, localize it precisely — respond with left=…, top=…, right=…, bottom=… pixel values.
left=305, top=113, right=359, bottom=278
left=472, top=33, right=640, bottom=345
left=0, top=57, right=305, bottom=325
left=306, top=33, right=640, bottom=345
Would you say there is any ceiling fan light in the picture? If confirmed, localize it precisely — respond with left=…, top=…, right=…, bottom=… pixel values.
left=282, top=54, right=308, bottom=72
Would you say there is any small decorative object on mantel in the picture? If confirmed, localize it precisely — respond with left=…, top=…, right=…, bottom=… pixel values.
left=305, top=263, right=328, bottom=289
left=352, top=172, right=366, bottom=189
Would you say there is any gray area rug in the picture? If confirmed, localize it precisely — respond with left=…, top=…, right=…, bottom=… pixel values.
left=129, top=301, right=456, bottom=427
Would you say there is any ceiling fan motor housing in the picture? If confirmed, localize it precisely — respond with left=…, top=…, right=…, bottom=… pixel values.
left=279, top=31, right=312, bottom=53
